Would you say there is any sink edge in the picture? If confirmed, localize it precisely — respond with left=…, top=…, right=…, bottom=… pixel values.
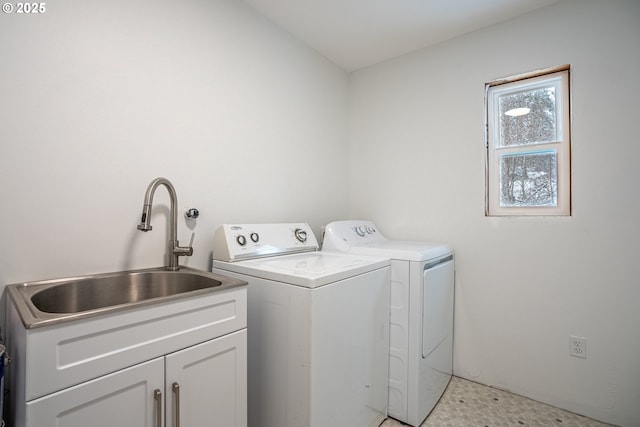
left=7, top=266, right=247, bottom=329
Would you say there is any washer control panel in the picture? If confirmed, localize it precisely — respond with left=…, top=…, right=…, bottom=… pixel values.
left=322, top=220, right=388, bottom=252
left=213, top=222, right=318, bottom=262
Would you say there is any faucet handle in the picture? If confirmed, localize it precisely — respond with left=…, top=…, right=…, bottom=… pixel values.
left=173, top=233, right=195, bottom=258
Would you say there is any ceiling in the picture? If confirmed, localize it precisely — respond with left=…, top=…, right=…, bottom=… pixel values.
left=243, top=0, right=561, bottom=71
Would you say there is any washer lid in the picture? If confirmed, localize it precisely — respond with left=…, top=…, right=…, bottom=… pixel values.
left=212, top=252, right=389, bottom=288
left=325, top=240, right=451, bottom=262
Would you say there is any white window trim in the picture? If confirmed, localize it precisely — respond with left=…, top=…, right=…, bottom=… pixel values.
left=485, top=67, right=571, bottom=216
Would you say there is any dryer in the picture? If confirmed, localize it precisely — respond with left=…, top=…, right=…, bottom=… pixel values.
left=322, top=220, right=454, bottom=427
left=212, top=223, right=391, bottom=427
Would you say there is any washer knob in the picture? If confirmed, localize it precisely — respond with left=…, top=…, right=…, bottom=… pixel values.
left=294, top=228, right=308, bottom=243
left=236, top=235, right=247, bottom=246
left=250, top=232, right=259, bottom=243
left=355, top=226, right=366, bottom=237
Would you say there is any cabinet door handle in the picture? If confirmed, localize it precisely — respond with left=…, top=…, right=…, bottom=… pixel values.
left=172, top=382, right=181, bottom=427
left=154, top=389, right=162, bottom=427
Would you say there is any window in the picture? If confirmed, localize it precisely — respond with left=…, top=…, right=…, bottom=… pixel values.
left=486, top=67, right=571, bottom=216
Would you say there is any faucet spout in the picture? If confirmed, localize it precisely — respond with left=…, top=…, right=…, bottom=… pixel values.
left=137, top=177, right=193, bottom=271
left=137, top=203, right=153, bottom=231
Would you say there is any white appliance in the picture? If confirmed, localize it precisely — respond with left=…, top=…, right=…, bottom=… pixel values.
left=322, top=220, right=454, bottom=427
left=211, top=223, right=391, bottom=427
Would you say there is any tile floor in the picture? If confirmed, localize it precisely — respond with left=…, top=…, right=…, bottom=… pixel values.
left=380, top=376, right=615, bottom=427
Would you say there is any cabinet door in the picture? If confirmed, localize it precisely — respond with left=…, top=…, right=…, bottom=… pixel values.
left=26, top=357, right=164, bottom=427
left=165, top=329, right=247, bottom=427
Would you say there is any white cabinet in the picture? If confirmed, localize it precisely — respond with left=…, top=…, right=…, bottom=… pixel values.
left=26, top=357, right=164, bottom=427
left=8, top=286, right=248, bottom=427
left=25, top=330, right=247, bottom=427
left=166, top=330, right=247, bottom=427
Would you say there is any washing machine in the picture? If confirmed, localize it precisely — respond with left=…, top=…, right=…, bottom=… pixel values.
left=211, top=223, right=391, bottom=427
left=322, top=220, right=454, bottom=427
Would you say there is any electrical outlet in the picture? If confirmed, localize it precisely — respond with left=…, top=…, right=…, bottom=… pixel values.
left=570, top=335, right=586, bottom=358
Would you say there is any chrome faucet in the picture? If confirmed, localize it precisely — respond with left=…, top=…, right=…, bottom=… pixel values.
left=137, top=177, right=193, bottom=271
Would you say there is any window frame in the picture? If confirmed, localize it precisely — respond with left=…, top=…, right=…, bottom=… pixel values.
left=485, top=66, right=571, bottom=216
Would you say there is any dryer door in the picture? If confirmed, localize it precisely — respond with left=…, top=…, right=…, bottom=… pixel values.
left=422, top=256, right=455, bottom=358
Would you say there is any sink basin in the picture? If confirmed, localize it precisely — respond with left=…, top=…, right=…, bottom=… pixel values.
left=8, top=267, right=247, bottom=328
left=31, top=270, right=221, bottom=314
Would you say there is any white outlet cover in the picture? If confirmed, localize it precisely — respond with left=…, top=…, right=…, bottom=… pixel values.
left=570, top=335, right=586, bottom=359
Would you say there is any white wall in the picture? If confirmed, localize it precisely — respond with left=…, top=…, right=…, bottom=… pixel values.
left=348, top=1, right=640, bottom=426
left=0, top=0, right=348, bottom=292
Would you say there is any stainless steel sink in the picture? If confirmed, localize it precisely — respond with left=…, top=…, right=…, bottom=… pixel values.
left=8, top=267, right=247, bottom=328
